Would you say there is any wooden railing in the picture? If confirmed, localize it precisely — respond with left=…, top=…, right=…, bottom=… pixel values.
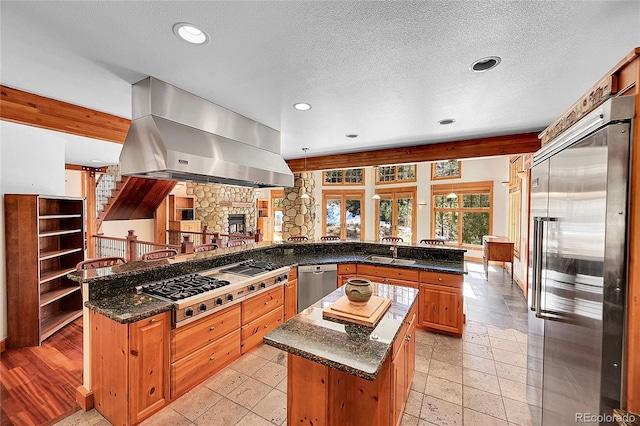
left=94, top=226, right=263, bottom=262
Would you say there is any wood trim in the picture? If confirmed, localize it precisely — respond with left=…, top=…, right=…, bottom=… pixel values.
left=85, top=171, right=97, bottom=259
left=155, top=197, right=168, bottom=244
left=0, top=85, right=130, bottom=143
left=0, top=338, right=5, bottom=353
left=286, top=132, right=541, bottom=172
left=75, top=386, right=94, bottom=411
left=322, top=168, right=366, bottom=186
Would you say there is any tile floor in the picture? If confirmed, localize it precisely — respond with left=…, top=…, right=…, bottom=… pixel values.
left=55, top=262, right=533, bottom=426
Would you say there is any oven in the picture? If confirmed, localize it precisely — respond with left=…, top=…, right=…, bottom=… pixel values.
left=137, top=260, right=289, bottom=327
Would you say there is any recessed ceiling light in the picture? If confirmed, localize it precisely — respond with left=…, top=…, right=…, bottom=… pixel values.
left=173, top=22, right=209, bottom=45
left=293, top=102, right=312, bottom=111
left=438, top=118, right=456, bottom=125
left=90, top=159, right=102, bottom=163
left=470, top=56, right=501, bottom=72
left=345, top=134, right=359, bottom=138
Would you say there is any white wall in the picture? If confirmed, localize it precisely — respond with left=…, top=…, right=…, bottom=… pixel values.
left=101, top=219, right=155, bottom=242
left=1, top=121, right=67, bottom=340
left=312, top=157, right=510, bottom=259
left=65, top=169, right=83, bottom=197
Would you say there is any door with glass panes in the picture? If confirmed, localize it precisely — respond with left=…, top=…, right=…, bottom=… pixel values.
left=322, top=191, right=364, bottom=241
left=374, top=188, right=416, bottom=244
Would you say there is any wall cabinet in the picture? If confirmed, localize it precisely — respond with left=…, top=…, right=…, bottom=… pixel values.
left=4, top=194, right=84, bottom=348
left=92, top=311, right=170, bottom=425
left=168, top=195, right=195, bottom=221
left=168, top=220, right=201, bottom=245
left=418, top=271, right=464, bottom=337
left=284, top=267, right=298, bottom=320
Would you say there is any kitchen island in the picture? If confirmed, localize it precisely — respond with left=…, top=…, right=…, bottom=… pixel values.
left=264, top=283, right=418, bottom=426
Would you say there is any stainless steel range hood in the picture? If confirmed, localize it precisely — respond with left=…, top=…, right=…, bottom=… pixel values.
left=119, top=77, right=294, bottom=188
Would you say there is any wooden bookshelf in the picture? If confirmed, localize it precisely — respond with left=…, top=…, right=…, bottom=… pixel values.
left=4, top=194, right=85, bottom=348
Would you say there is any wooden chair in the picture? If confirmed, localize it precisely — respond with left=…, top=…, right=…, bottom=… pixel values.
left=141, top=249, right=178, bottom=260
left=288, top=236, right=308, bottom=241
left=227, top=239, right=247, bottom=247
left=194, top=243, right=218, bottom=252
left=420, top=239, right=445, bottom=245
left=76, top=256, right=125, bottom=270
left=320, top=235, right=340, bottom=241
left=381, top=237, right=403, bottom=243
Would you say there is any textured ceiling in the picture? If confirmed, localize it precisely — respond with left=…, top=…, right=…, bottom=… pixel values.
left=1, top=1, right=639, bottom=166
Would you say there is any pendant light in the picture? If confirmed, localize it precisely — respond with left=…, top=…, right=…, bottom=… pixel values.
left=372, top=194, right=381, bottom=200
left=446, top=181, right=457, bottom=199
left=300, top=147, right=310, bottom=199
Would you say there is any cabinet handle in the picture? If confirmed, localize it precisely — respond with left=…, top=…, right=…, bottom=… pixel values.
left=264, top=324, right=268, bottom=328
left=264, top=301, right=269, bottom=305
left=406, top=334, right=411, bottom=341
left=210, top=326, right=215, bottom=331
left=150, top=318, right=156, bottom=323
left=210, top=355, right=215, bottom=361
left=438, top=277, right=443, bottom=282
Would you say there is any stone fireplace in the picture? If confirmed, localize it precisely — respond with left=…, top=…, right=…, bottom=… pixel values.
left=187, top=183, right=257, bottom=234
left=228, top=214, right=246, bottom=234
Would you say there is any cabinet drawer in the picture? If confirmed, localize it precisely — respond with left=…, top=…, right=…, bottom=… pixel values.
left=419, top=271, right=463, bottom=288
left=288, top=267, right=298, bottom=281
left=171, top=330, right=241, bottom=398
left=338, top=264, right=356, bottom=275
left=242, top=286, right=284, bottom=325
left=171, top=304, right=241, bottom=361
left=357, top=264, right=419, bottom=282
left=393, top=305, right=416, bottom=357
left=241, top=306, right=284, bottom=354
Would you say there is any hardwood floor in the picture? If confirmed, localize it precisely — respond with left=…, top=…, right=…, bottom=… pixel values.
left=1, top=318, right=82, bottom=426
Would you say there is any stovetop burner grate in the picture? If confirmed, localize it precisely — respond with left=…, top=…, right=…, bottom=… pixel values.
left=141, top=274, right=232, bottom=301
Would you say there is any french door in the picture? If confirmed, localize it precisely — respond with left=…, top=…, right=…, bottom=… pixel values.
left=322, top=190, right=365, bottom=241
left=375, top=188, right=416, bottom=244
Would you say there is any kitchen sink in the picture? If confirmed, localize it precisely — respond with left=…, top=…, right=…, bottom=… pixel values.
left=364, top=255, right=416, bottom=265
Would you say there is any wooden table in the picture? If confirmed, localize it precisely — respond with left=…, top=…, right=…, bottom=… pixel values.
left=482, top=236, right=514, bottom=282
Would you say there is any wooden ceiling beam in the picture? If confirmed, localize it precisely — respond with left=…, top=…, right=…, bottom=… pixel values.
left=0, top=85, right=130, bottom=143
left=286, top=132, right=542, bottom=172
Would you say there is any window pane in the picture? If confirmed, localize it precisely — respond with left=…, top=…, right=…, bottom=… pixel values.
left=325, top=199, right=341, bottom=237
left=462, top=212, right=489, bottom=245
left=344, top=168, right=363, bottom=184
left=324, top=170, right=343, bottom=184
left=378, top=166, right=395, bottom=182
left=434, top=211, right=458, bottom=242
left=273, top=198, right=284, bottom=208
left=345, top=198, right=361, bottom=240
left=435, top=195, right=459, bottom=208
left=397, top=165, right=415, bottom=181
left=463, top=193, right=490, bottom=208
left=397, top=197, right=413, bottom=242
left=378, top=199, right=393, bottom=239
left=434, top=160, right=461, bottom=178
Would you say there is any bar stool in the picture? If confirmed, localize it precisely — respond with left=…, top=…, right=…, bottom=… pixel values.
left=76, top=256, right=125, bottom=270
left=381, top=237, right=403, bottom=243
left=141, top=249, right=178, bottom=260
left=420, top=239, right=445, bottom=245
left=194, top=243, right=218, bottom=252
left=288, top=236, right=308, bottom=241
left=320, top=235, right=340, bottom=241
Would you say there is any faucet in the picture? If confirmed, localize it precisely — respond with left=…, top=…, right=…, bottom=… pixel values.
left=390, top=246, right=398, bottom=258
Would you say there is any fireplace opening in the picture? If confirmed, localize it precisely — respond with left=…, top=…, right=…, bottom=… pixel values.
left=228, top=214, right=246, bottom=234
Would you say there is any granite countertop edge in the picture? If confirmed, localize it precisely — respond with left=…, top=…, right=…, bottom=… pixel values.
left=85, top=294, right=172, bottom=324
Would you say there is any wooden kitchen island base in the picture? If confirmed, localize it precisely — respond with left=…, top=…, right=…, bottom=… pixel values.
left=288, top=353, right=392, bottom=426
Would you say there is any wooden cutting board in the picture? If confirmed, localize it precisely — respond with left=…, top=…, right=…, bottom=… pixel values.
left=323, top=295, right=391, bottom=327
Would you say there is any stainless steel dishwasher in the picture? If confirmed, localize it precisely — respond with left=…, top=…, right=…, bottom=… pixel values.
left=297, top=264, right=337, bottom=313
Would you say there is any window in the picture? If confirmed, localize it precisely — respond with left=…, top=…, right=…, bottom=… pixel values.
left=431, top=160, right=462, bottom=180
left=323, top=168, right=364, bottom=185
left=431, top=181, right=493, bottom=246
left=375, top=165, right=416, bottom=184
left=270, top=189, right=284, bottom=242
left=374, top=187, right=416, bottom=244
left=508, top=156, right=525, bottom=257
left=322, top=190, right=365, bottom=241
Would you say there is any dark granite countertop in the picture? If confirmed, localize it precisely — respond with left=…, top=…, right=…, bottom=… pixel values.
left=263, top=283, right=418, bottom=381
left=85, top=293, right=172, bottom=324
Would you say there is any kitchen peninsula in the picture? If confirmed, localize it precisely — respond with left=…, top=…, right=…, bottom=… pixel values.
left=264, top=284, right=418, bottom=426
left=69, top=241, right=465, bottom=425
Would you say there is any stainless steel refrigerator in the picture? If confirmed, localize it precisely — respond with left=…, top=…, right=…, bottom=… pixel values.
left=527, top=96, right=634, bottom=426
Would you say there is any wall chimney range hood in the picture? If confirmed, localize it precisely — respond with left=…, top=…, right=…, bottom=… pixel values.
left=119, top=77, right=294, bottom=188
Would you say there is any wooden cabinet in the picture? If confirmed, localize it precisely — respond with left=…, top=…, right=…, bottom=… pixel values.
left=92, top=311, right=170, bottom=425
left=170, top=304, right=241, bottom=398
left=241, top=285, right=284, bottom=354
left=4, top=194, right=84, bottom=348
left=357, top=264, right=420, bottom=284
left=418, top=271, right=464, bottom=337
left=391, top=305, right=416, bottom=426
left=284, top=267, right=298, bottom=320
left=257, top=217, right=274, bottom=241
left=168, top=195, right=195, bottom=221
left=168, top=220, right=201, bottom=244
